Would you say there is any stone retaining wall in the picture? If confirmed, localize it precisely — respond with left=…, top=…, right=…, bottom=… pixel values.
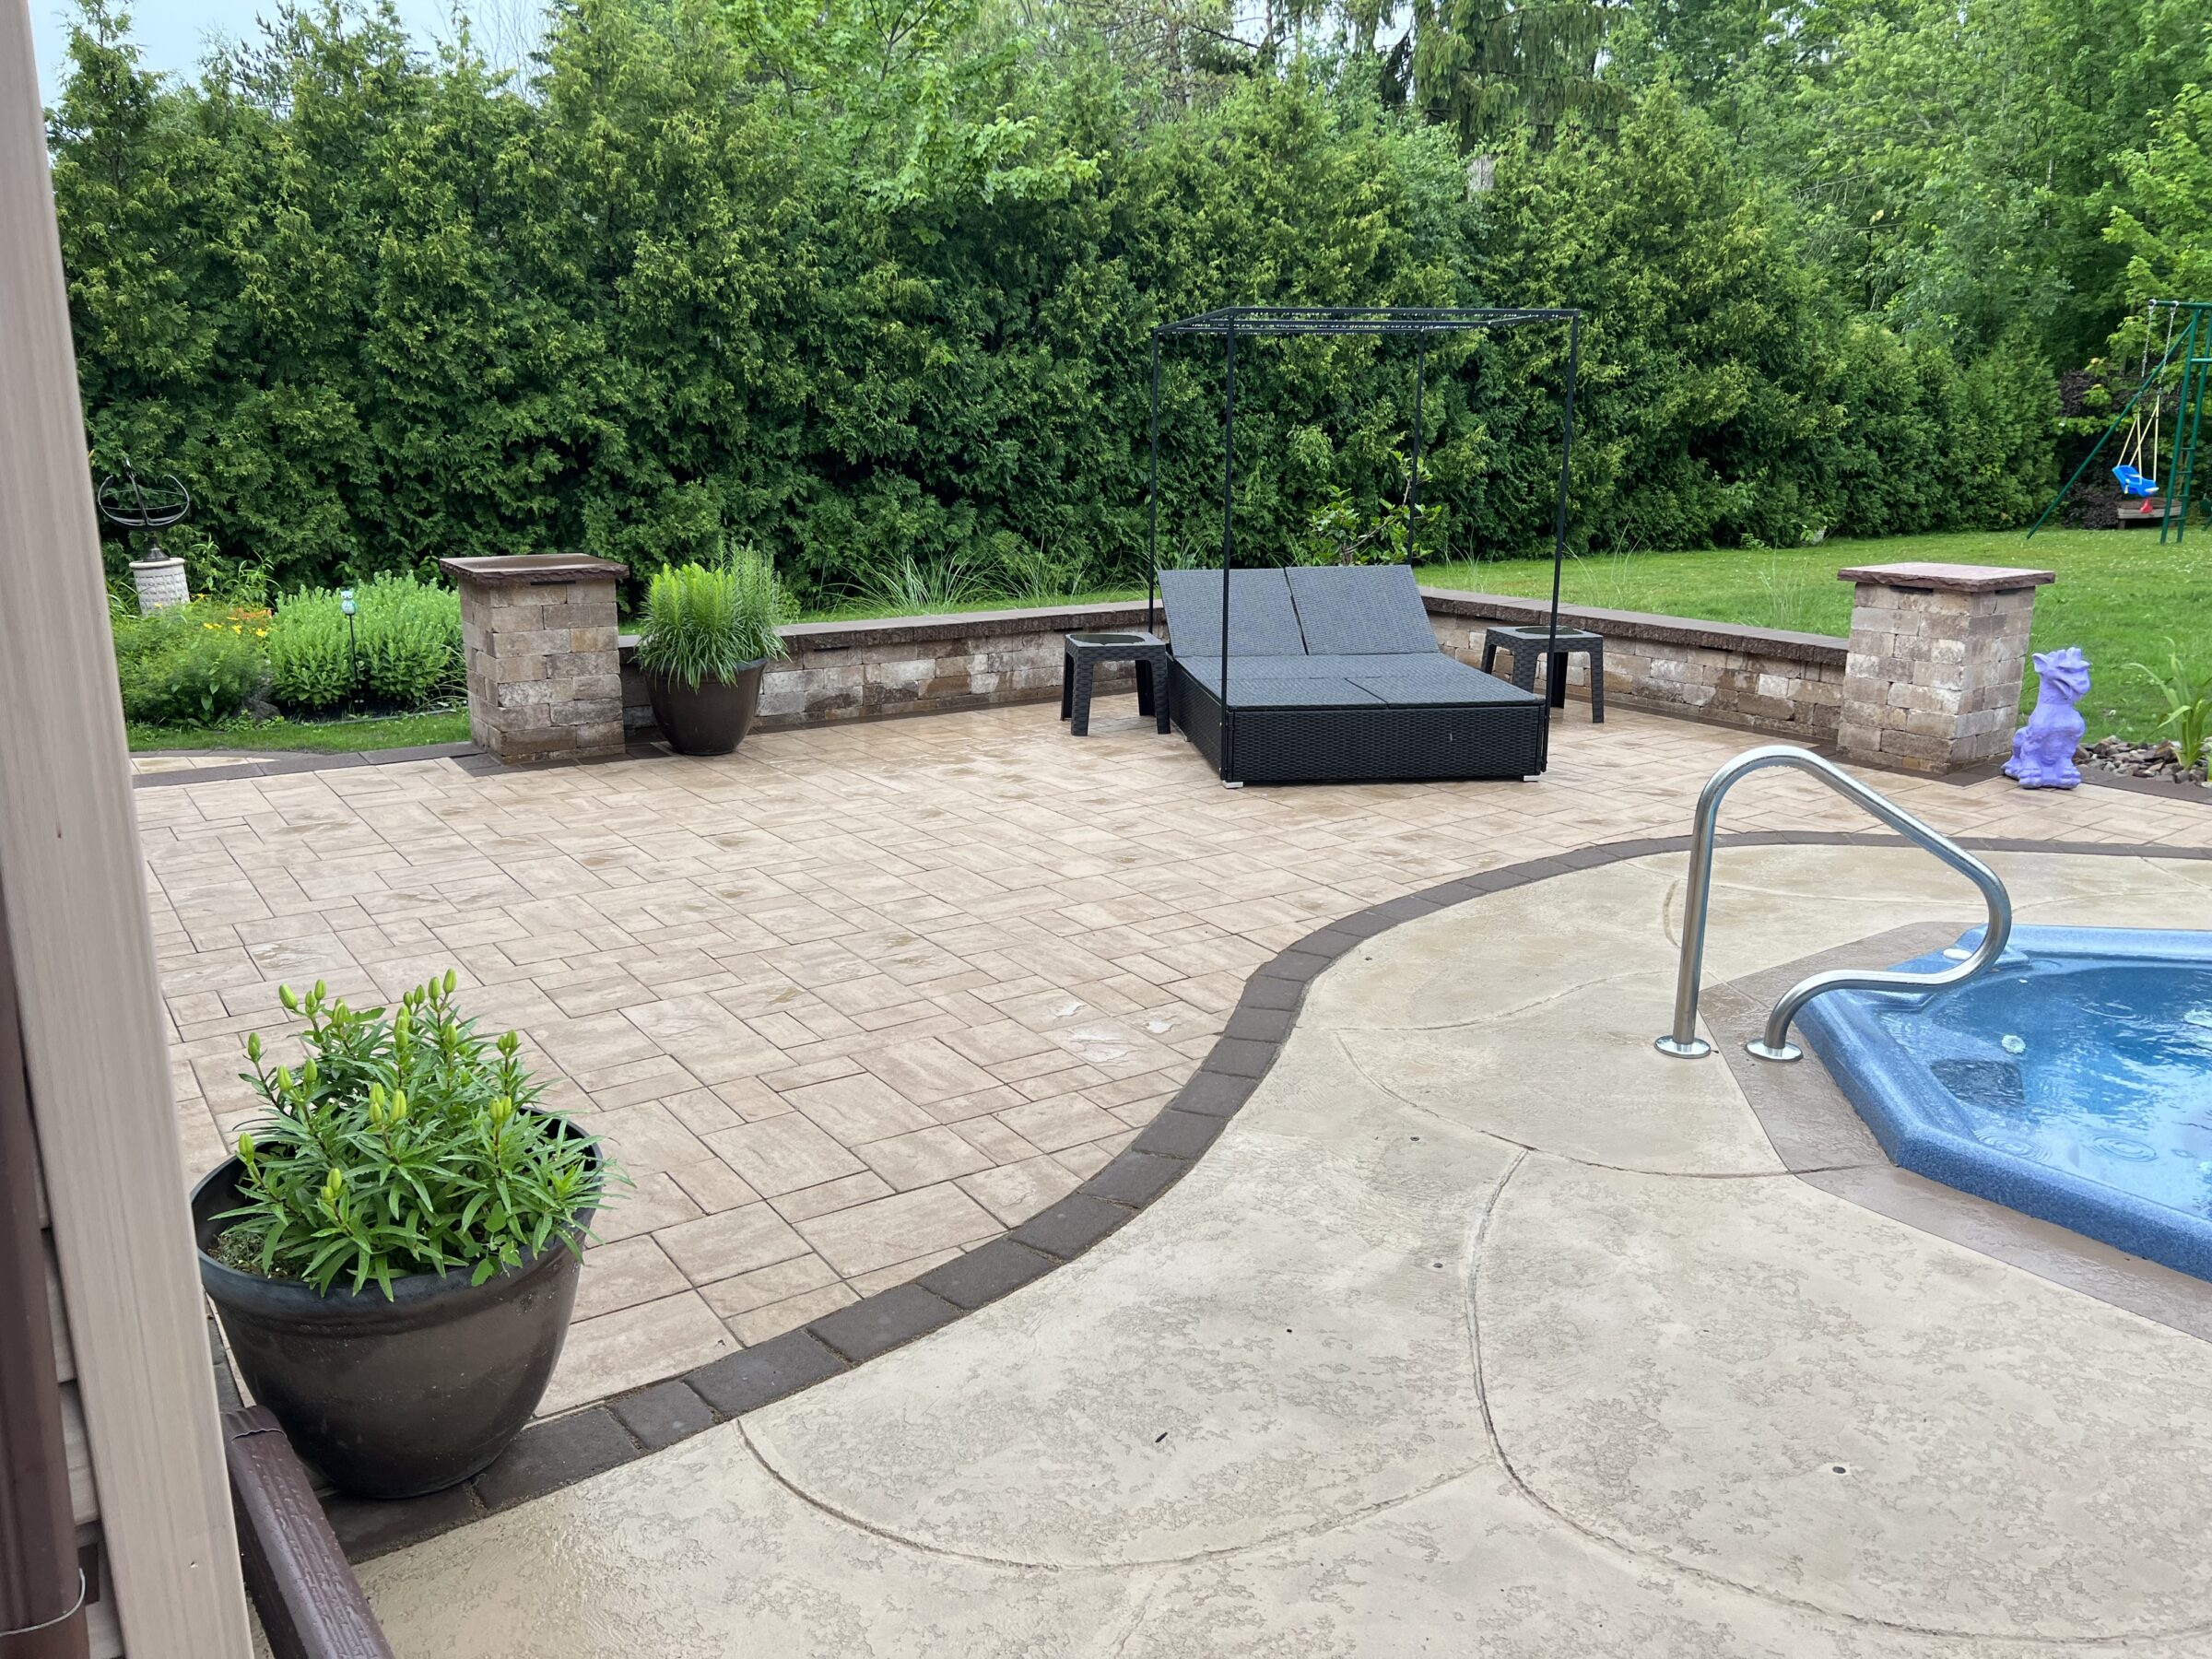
left=1418, top=590, right=1848, bottom=743
left=619, top=589, right=1849, bottom=742
left=621, top=600, right=1161, bottom=734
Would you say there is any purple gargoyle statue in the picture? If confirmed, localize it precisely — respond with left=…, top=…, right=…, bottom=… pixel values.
left=2005, top=646, right=2090, bottom=789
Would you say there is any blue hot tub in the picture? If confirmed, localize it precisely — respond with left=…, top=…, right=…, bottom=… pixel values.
left=1798, top=926, right=2212, bottom=1281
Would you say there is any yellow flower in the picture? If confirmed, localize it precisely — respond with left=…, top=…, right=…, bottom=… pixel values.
left=230, top=625, right=242, bottom=633
left=254, top=628, right=267, bottom=638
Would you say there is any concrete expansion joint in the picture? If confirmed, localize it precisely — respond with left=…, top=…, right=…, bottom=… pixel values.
left=1463, top=1150, right=2212, bottom=1647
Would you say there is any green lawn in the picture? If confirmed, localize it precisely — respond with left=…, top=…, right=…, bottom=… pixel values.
left=1421, top=529, right=2211, bottom=744
left=126, top=709, right=471, bottom=755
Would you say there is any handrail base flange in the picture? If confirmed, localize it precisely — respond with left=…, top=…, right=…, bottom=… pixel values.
left=1745, top=1039, right=1803, bottom=1063
left=1653, top=1034, right=1712, bottom=1059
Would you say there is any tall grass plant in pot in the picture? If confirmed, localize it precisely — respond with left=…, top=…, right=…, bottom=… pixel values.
left=192, top=972, right=614, bottom=1498
left=635, top=546, right=792, bottom=754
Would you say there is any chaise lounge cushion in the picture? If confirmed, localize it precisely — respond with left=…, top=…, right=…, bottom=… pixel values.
left=1155, top=569, right=1307, bottom=656
left=1178, top=651, right=1532, bottom=710
left=1284, top=564, right=1441, bottom=655
left=1345, top=655, right=1544, bottom=707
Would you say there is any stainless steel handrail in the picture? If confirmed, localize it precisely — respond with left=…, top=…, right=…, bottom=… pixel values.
left=1654, top=745, right=2013, bottom=1062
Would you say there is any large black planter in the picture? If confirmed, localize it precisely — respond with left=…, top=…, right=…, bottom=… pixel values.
left=191, top=1137, right=597, bottom=1500
left=645, top=658, right=767, bottom=755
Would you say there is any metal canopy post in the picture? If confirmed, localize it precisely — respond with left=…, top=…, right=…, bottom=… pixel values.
left=1220, top=324, right=1236, bottom=782
left=1406, top=336, right=1426, bottom=564
left=1146, top=332, right=1161, bottom=632
left=1547, top=312, right=1580, bottom=684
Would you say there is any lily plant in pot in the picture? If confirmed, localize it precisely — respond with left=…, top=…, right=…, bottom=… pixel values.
left=635, top=544, right=792, bottom=755
left=192, top=972, right=614, bottom=1499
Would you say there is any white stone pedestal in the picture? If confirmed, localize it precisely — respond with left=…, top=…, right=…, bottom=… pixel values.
left=129, top=556, right=188, bottom=613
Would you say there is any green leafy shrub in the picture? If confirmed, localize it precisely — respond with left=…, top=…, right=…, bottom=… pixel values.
left=267, top=576, right=460, bottom=712
left=266, top=589, right=355, bottom=712
left=218, top=973, right=610, bottom=1298
left=635, top=547, right=792, bottom=686
left=355, top=574, right=461, bottom=704
left=112, top=599, right=266, bottom=724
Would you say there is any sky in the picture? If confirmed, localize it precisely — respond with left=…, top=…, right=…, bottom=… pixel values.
left=28, top=0, right=544, bottom=103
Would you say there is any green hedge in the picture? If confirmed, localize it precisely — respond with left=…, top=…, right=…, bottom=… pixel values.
left=53, top=3, right=2057, bottom=607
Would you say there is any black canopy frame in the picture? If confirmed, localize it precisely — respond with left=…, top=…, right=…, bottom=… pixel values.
left=1144, top=305, right=1583, bottom=769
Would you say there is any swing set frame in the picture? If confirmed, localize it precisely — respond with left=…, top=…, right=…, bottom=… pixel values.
left=2029, top=299, right=2212, bottom=543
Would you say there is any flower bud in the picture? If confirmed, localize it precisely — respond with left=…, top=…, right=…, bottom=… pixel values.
left=389, top=1088, right=408, bottom=1123
left=237, top=1131, right=256, bottom=1166
left=278, top=984, right=299, bottom=1012
left=443, top=969, right=457, bottom=994
left=245, top=1031, right=263, bottom=1063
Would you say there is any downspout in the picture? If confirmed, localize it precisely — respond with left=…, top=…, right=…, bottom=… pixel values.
left=0, top=878, right=89, bottom=1658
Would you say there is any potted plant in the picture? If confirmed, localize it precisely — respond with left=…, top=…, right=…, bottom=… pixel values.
left=635, top=544, right=791, bottom=755
left=192, top=972, right=612, bottom=1500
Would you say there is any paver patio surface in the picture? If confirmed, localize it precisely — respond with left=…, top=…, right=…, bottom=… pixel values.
left=357, top=845, right=2212, bottom=1655
left=137, top=700, right=2212, bottom=1418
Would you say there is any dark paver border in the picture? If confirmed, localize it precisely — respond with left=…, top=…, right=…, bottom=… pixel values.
left=244, top=827, right=2210, bottom=1560
left=132, top=740, right=480, bottom=788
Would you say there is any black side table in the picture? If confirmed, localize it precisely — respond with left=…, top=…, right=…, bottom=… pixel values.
left=1480, top=624, right=1606, bottom=722
left=1062, top=631, right=1172, bottom=736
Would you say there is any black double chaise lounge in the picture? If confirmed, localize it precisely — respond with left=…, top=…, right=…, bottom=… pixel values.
left=1157, top=564, right=1549, bottom=784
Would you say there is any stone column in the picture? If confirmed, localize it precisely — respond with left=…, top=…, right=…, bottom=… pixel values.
left=1835, top=561, right=2054, bottom=773
left=440, top=554, right=629, bottom=763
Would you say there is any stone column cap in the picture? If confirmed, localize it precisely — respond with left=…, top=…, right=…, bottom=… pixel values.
left=1836, top=561, right=2054, bottom=593
left=439, top=554, right=629, bottom=585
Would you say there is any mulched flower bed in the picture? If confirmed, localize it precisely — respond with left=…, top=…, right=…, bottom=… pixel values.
left=2077, top=735, right=2210, bottom=787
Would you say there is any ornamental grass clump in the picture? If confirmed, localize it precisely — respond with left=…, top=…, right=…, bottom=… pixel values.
left=2128, top=641, right=2212, bottom=771
left=218, top=972, right=606, bottom=1298
left=634, top=546, right=791, bottom=687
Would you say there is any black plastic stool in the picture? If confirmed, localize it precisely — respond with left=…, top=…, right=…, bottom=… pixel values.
left=1480, top=624, right=1606, bottom=722
left=1062, top=631, right=1172, bottom=736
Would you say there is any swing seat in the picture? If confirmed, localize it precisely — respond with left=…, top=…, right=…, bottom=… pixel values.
left=2113, top=464, right=2159, bottom=496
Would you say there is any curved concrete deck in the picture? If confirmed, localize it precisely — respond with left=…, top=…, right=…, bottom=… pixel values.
left=360, top=846, right=2212, bottom=1656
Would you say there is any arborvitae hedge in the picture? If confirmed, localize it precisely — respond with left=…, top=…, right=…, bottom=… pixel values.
left=51, top=0, right=2057, bottom=607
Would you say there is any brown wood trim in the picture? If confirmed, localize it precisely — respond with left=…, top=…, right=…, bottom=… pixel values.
left=0, top=881, right=89, bottom=1659
left=226, top=1408, right=394, bottom=1659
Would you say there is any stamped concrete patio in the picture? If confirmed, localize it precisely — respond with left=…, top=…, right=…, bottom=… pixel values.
left=139, top=698, right=2212, bottom=1430
left=355, top=840, right=2212, bottom=1655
